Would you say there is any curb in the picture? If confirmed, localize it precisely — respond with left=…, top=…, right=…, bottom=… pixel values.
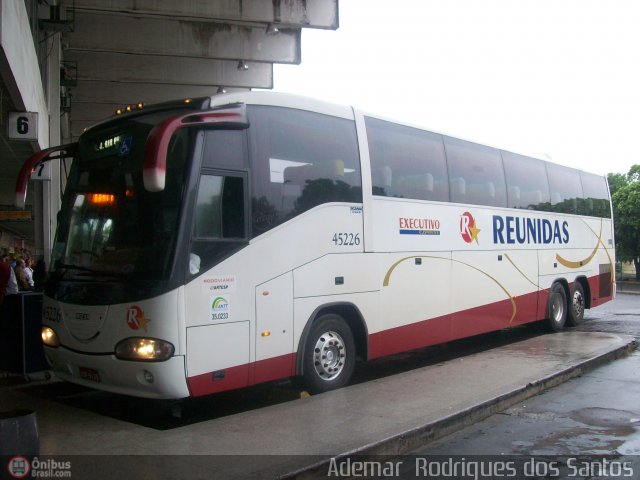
left=617, top=288, right=640, bottom=295
left=282, top=337, right=638, bottom=479
left=616, top=282, right=640, bottom=295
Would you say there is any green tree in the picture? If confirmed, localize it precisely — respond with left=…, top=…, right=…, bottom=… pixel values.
left=607, top=172, right=627, bottom=197
left=609, top=166, right=640, bottom=280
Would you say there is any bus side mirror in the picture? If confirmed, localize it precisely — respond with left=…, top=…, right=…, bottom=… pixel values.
left=143, top=107, right=248, bottom=193
left=15, top=144, right=77, bottom=209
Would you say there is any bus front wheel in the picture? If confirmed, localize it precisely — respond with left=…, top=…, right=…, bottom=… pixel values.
left=547, top=283, right=568, bottom=332
left=302, top=314, right=356, bottom=394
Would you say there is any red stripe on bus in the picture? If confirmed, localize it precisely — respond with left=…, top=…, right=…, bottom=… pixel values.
left=187, top=363, right=250, bottom=397
left=252, top=353, right=296, bottom=385
left=187, top=353, right=295, bottom=397
left=369, top=289, right=545, bottom=359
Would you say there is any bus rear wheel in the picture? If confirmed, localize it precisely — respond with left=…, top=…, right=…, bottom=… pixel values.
left=567, top=282, right=585, bottom=326
left=547, top=283, right=568, bottom=332
left=302, top=314, right=355, bottom=394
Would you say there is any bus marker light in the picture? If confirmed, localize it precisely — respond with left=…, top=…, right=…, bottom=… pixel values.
left=261, top=331, right=271, bottom=337
left=41, top=327, right=60, bottom=348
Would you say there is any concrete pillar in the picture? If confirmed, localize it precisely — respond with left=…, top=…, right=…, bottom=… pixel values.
left=0, top=0, right=50, bottom=259
left=42, top=33, right=62, bottom=265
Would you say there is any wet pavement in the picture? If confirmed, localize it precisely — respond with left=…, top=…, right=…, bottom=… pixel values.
left=401, top=293, right=640, bottom=478
left=1, top=312, right=551, bottom=432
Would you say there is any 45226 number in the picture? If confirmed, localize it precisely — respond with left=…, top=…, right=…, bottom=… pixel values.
left=332, top=233, right=361, bottom=246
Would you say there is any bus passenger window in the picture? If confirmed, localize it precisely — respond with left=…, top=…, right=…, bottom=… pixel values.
left=579, top=172, right=611, bottom=218
left=365, top=117, right=449, bottom=202
left=247, top=106, right=361, bottom=238
left=502, top=151, right=551, bottom=210
left=444, top=137, right=507, bottom=208
left=546, top=164, right=583, bottom=215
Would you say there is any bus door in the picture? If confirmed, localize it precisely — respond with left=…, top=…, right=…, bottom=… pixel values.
left=184, top=169, right=251, bottom=396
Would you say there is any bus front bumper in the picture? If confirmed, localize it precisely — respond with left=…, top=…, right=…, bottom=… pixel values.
left=44, top=346, right=190, bottom=399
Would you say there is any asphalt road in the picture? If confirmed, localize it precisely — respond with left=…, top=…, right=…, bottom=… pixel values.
left=397, top=293, right=640, bottom=479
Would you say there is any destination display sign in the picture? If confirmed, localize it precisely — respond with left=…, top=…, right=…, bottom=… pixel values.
left=92, top=134, right=132, bottom=158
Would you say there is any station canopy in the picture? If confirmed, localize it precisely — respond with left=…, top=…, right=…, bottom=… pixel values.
left=0, top=0, right=338, bottom=244
left=56, top=0, right=338, bottom=139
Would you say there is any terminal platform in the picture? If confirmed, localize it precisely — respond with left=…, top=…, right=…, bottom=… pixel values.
left=0, top=331, right=635, bottom=479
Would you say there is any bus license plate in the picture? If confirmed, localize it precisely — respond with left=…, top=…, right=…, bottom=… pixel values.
left=79, top=367, right=101, bottom=383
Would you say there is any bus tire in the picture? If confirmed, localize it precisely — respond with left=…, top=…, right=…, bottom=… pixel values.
left=567, top=282, right=585, bottom=326
left=302, top=314, right=355, bottom=394
left=547, top=283, right=567, bottom=332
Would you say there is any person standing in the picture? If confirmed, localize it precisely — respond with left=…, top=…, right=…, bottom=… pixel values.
left=1, top=254, right=18, bottom=303
left=15, top=259, right=31, bottom=291
left=24, top=258, right=35, bottom=290
left=1, top=255, right=11, bottom=304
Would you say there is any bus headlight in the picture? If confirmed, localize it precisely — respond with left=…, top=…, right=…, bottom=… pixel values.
left=41, top=327, right=60, bottom=348
left=115, top=338, right=175, bottom=362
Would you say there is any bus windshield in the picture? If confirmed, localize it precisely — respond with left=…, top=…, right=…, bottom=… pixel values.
left=48, top=111, right=192, bottom=305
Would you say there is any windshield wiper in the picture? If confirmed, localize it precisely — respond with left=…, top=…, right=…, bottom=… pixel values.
left=55, top=263, right=130, bottom=278
left=56, top=263, right=98, bottom=273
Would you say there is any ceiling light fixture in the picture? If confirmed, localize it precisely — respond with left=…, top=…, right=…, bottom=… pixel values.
left=266, top=23, right=280, bottom=35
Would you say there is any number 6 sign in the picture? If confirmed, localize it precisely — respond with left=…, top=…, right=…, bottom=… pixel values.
left=8, top=112, right=50, bottom=180
left=8, top=112, right=38, bottom=140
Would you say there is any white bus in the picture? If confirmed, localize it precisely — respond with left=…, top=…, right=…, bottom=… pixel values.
left=16, top=92, right=615, bottom=399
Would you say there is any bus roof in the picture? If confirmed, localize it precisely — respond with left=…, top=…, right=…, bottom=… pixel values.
left=209, top=91, right=354, bottom=120
left=82, top=90, right=601, bottom=178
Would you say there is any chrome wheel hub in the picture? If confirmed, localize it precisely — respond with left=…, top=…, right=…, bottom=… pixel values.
left=312, top=330, right=346, bottom=381
left=572, top=290, right=584, bottom=318
left=551, top=293, right=564, bottom=323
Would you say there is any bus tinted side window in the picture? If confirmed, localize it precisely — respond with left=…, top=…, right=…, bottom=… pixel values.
left=444, top=137, right=507, bottom=208
left=248, top=106, right=362, bottom=238
left=365, top=117, right=449, bottom=202
left=502, top=151, right=551, bottom=211
left=546, top=163, right=583, bottom=215
left=579, top=172, right=611, bottom=218
left=194, top=176, right=245, bottom=239
left=190, top=174, right=247, bottom=276
left=202, top=130, right=247, bottom=169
